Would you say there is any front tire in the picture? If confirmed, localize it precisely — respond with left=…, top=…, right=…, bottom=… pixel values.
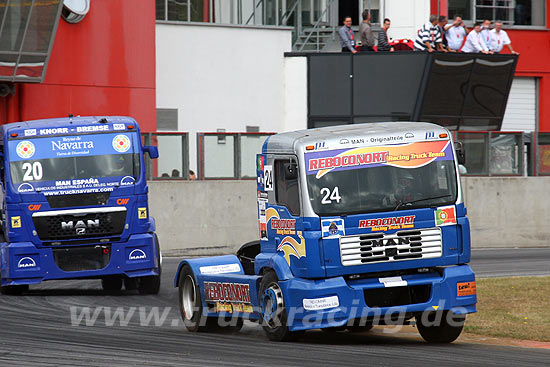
left=102, top=278, right=123, bottom=292
left=178, top=265, right=214, bottom=332
left=416, top=311, right=465, bottom=343
left=138, top=234, right=162, bottom=295
left=259, top=270, right=303, bottom=342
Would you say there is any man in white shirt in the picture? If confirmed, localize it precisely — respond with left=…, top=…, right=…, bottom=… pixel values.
left=445, top=15, right=467, bottom=51
left=480, top=19, right=493, bottom=50
left=462, top=22, right=492, bottom=54
left=490, top=21, right=519, bottom=54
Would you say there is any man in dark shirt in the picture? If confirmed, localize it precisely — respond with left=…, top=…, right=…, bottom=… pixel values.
left=378, top=18, right=394, bottom=52
left=359, top=9, right=375, bottom=51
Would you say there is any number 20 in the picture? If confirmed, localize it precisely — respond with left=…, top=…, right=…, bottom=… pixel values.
left=22, top=162, right=43, bottom=181
left=320, top=187, right=341, bottom=204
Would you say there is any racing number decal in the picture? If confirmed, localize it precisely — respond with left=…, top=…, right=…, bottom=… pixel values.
left=264, top=165, right=273, bottom=191
left=22, top=162, right=43, bottom=181
left=320, top=187, right=341, bottom=204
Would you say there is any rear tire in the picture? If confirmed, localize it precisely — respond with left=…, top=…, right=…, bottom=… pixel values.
left=259, top=270, right=303, bottom=342
left=102, top=278, right=123, bottom=292
left=178, top=265, right=215, bottom=332
left=416, top=311, right=465, bottom=343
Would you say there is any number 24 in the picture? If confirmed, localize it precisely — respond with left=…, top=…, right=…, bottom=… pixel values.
left=320, top=187, right=341, bottom=204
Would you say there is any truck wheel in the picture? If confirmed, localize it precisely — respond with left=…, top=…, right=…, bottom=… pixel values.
left=0, top=284, right=29, bottom=295
left=259, top=270, right=303, bottom=342
left=416, top=311, right=465, bottom=343
left=102, top=278, right=123, bottom=292
left=178, top=265, right=215, bottom=332
left=124, top=277, right=139, bottom=291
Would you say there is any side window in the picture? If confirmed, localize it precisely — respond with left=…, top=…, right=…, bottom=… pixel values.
left=274, top=159, right=300, bottom=216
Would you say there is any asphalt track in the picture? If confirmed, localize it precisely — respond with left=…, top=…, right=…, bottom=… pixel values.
left=0, top=250, right=549, bottom=367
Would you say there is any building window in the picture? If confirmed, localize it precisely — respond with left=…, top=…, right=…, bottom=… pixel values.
left=448, top=0, right=545, bottom=27
left=362, top=0, right=380, bottom=24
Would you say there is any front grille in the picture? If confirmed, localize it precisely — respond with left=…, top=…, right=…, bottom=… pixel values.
left=53, top=245, right=111, bottom=272
left=32, top=208, right=126, bottom=241
left=340, top=227, right=442, bottom=266
left=364, top=285, right=432, bottom=308
left=46, top=192, right=111, bottom=208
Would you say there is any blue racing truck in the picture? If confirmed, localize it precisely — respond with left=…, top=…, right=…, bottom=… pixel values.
left=174, top=122, right=476, bottom=342
left=0, top=116, right=160, bottom=295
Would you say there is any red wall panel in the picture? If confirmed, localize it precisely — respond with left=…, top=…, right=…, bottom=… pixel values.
left=0, top=0, right=156, bottom=132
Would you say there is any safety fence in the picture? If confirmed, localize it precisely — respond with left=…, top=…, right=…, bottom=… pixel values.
left=143, top=131, right=550, bottom=179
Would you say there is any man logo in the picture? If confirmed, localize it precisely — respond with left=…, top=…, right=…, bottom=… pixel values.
left=129, top=249, right=147, bottom=261
left=61, top=219, right=100, bottom=235
left=17, top=257, right=36, bottom=269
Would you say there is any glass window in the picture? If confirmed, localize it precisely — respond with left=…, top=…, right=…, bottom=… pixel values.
left=156, top=0, right=166, bottom=20
left=362, top=0, right=380, bottom=24
left=275, top=159, right=300, bottom=216
left=449, top=0, right=545, bottom=27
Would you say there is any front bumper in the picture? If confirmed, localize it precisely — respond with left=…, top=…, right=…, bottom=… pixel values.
left=1, top=233, right=159, bottom=286
left=279, top=265, right=477, bottom=331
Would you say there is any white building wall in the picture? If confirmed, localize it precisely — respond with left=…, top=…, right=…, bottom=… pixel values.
left=156, top=23, right=292, bottom=172
left=501, top=77, right=536, bottom=132
left=383, top=0, right=431, bottom=41
left=282, top=56, right=308, bottom=132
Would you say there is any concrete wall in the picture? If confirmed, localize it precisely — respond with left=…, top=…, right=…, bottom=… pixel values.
left=150, top=177, right=550, bottom=256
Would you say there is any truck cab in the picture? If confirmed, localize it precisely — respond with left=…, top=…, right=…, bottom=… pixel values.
left=175, top=122, right=476, bottom=343
left=0, top=116, right=160, bottom=295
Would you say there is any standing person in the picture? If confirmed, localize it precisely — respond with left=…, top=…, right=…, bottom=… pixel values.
left=480, top=19, right=493, bottom=50
left=359, top=9, right=375, bottom=52
left=414, top=15, right=446, bottom=52
left=491, top=21, right=519, bottom=54
left=445, top=15, right=467, bottom=51
left=339, top=16, right=357, bottom=53
left=437, top=15, right=451, bottom=51
left=378, top=18, right=394, bottom=52
left=462, top=22, right=491, bottom=54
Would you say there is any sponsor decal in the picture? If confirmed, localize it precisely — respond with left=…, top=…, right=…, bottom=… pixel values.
left=303, top=296, right=340, bottom=311
left=305, top=141, right=452, bottom=179
left=321, top=218, right=345, bottom=238
left=339, top=138, right=350, bottom=144
left=28, top=204, right=41, bottom=211
left=76, top=125, right=109, bottom=133
left=379, top=276, right=407, bottom=288
left=16, top=141, right=36, bottom=159
left=113, top=123, right=125, bottom=130
left=277, top=235, right=306, bottom=266
left=425, top=131, right=436, bottom=139
left=138, top=207, right=147, bottom=219
left=51, top=138, right=94, bottom=152
left=435, top=205, right=457, bottom=226
left=129, top=249, right=147, bottom=260
left=370, top=136, right=404, bottom=144
left=457, top=281, right=476, bottom=297
left=257, top=155, right=265, bottom=191
left=112, top=135, right=131, bottom=153
left=314, top=141, right=326, bottom=150
left=61, top=219, right=100, bottom=235
left=199, top=263, right=241, bottom=275
left=17, top=257, right=36, bottom=269
left=405, top=132, right=414, bottom=138
left=24, top=129, right=37, bottom=136
left=257, top=192, right=268, bottom=241
left=39, top=127, right=69, bottom=135
left=17, top=183, right=34, bottom=193
left=203, top=281, right=253, bottom=314
left=270, top=218, right=296, bottom=235
left=11, top=216, right=21, bottom=228
left=116, top=198, right=129, bottom=205
left=359, top=215, right=415, bottom=231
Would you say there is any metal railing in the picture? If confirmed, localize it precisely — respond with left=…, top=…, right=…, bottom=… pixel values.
left=296, top=0, right=336, bottom=52
left=197, top=132, right=274, bottom=180
left=142, top=132, right=190, bottom=180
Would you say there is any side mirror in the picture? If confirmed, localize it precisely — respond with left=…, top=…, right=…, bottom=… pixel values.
left=285, top=163, right=298, bottom=180
left=143, top=145, right=159, bottom=159
left=455, top=142, right=465, bottom=165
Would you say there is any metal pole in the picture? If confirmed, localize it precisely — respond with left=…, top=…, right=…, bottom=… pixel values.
left=235, top=134, right=241, bottom=179
left=182, top=134, right=189, bottom=179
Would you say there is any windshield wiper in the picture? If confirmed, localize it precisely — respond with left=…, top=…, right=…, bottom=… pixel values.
left=394, top=195, right=452, bottom=211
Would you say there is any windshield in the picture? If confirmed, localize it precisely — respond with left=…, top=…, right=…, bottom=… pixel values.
left=305, top=140, right=457, bottom=216
left=7, top=132, right=140, bottom=192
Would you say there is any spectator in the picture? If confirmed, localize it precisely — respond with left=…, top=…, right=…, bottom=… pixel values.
left=359, top=9, right=375, bottom=52
left=491, top=21, right=519, bottom=54
left=338, top=16, right=357, bottom=53
left=437, top=15, right=451, bottom=51
left=161, top=173, right=169, bottom=178
left=189, top=170, right=197, bottom=181
left=480, top=19, right=493, bottom=50
left=414, top=15, right=446, bottom=52
left=462, top=22, right=492, bottom=54
left=378, top=18, right=394, bottom=52
left=445, top=15, right=467, bottom=51
left=171, top=169, right=180, bottom=178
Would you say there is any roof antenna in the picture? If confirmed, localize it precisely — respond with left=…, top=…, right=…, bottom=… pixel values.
left=68, top=113, right=73, bottom=124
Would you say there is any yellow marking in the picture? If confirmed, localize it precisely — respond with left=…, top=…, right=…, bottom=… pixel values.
left=11, top=216, right=21, bottom=228
left=432, top=306, right=439, bottom=310
left=138, top=207, right=147, bottom=219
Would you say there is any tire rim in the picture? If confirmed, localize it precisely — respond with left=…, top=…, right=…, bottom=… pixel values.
left=182, top=275, right=196, bottom=321
left=260, top=282, right=284, bottom=329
